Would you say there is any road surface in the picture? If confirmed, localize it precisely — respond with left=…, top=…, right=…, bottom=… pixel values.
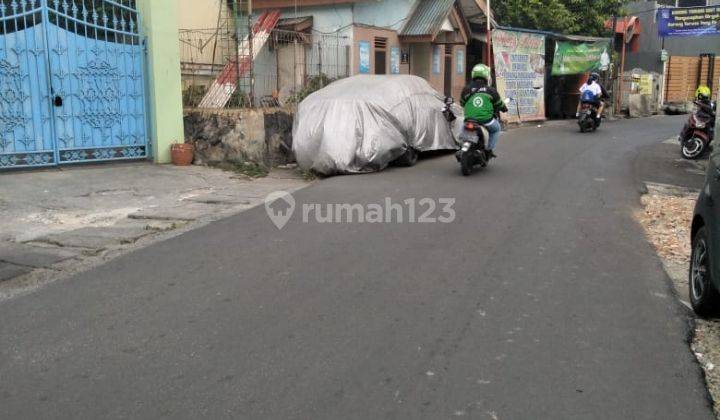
left=1, top=115, right=714, bottom=419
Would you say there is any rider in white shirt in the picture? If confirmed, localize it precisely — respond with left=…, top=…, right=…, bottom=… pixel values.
left=576, top=72, right=608, bottom=123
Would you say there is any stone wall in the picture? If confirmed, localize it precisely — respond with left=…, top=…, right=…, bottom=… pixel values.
left=183, top=108, right=295, bottom=167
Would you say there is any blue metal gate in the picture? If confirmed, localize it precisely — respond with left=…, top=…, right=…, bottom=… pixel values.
left=0, top=0, right=148, bottom=169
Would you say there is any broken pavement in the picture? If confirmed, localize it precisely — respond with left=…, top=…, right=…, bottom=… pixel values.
left=0, top=162, right=309, bottom=299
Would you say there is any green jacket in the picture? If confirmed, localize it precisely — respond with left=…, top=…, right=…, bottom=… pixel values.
left=460, top=80, right=507, bottom=124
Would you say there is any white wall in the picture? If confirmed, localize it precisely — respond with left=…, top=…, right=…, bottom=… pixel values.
left=275, top=5, right=354, bottom=33
left=352, top=0, right=417, bottom=30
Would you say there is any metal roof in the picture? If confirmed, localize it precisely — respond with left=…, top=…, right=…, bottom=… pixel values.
left=494, top=26, right=610, bottom=43
left=459, top=0, right=495, bottom=27
left=400, top=0, right=456, bottom=37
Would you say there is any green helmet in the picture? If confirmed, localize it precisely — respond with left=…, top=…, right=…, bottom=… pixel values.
left=696, top=85, right=711, bottom=101
left=471, top=64, right=492, bottom=84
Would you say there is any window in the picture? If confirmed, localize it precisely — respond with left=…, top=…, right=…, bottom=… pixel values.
left=374, top=37, right=388, bottom=75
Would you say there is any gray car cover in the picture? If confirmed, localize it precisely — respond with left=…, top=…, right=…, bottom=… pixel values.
left=293, top=75, right=463, bottom=175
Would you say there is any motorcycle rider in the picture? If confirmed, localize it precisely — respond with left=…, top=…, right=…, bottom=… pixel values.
left=576, top=72, right=609, bottom=125
left=460, top=64, right=508, bottom=158
left=695, top=85, right=716, bottom=117
left=680, top=85, right=716, bottom=142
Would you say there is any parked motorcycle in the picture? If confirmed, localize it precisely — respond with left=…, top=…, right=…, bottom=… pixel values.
left=680, top=101, right=716, bottom=160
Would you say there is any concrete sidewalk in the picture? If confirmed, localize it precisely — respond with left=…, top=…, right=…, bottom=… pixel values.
left=0, top=163, right=309, bottom=299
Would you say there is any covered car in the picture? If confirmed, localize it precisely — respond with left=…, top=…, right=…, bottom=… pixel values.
left=293, top=75, right=463, bottom=175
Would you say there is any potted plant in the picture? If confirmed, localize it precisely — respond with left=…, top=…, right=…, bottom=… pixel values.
left=171, top=142, right=194, bottom=166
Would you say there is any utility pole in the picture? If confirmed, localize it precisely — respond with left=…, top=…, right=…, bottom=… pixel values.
left=617, top=16, right=628, bottom=115
left=610, top=13, right=617, bottom=116
left=486, top=0, right=492, bottom=66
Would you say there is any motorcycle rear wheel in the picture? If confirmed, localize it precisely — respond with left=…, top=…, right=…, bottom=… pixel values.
left=681, top=137, right=705, bottom=160
left=460, top=152, right=473, bottom=176
left=579, top=118, right=595, bottom=133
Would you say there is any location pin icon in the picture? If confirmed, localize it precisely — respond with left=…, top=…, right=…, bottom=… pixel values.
left=265, top=191, right=296, bottom=230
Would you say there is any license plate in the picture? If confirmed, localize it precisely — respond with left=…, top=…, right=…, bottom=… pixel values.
left=460, top=130, right=479, bottom=143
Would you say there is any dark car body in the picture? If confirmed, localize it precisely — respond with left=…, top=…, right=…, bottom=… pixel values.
left=691, top=148, right=720, bottom=314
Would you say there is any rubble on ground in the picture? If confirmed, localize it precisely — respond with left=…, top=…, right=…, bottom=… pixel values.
left=636, top=190, right=695, bottom=264
left=636, top=185, right=720, bottom=416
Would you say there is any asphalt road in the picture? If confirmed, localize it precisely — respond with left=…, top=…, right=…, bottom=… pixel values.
left=1, top=115, right=715, bottom=419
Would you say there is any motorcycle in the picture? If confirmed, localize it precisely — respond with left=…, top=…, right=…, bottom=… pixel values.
left=456, top=119, right=491, bottom=176
left=680, top=101, right=716, bottom=160
left=577, top=90, right=601, bottom=133
left=451, top=98, right=513, bottom=176
left=577, top=102, right=599, bottom=133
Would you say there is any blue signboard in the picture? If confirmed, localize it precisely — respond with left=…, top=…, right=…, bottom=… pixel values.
left=456, top=49, right=465, bottom=74
left=391, top=47, right=401, bottom=74
left=432, top=46, right=441, bottom=75
left=359, top=41, right=371, bottom=74
left=658, top=6, right=720, bottom=37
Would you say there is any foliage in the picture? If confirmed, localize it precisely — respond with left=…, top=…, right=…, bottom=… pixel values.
left=494, top=0, right=627, bottom=37
left=298, top=168, right=318, bottom=181
left=286, top=74, right=335, bottom=105
left=225, top=89, right=253, bottom=108
left=213, top=161, right=269, bottom=178
left=182, top=84, right=253, bottom=109
left=182, top=85, right=207, bottom=108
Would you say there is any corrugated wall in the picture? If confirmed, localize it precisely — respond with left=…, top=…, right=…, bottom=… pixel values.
left=665, top=56, right=720, bottom=102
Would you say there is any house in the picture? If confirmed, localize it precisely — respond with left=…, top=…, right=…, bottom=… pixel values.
left=620, top=1, right=720, bottom=102
left=178, top=0, right=237, bottom=90
left=246, top=0, right=491, bottom=102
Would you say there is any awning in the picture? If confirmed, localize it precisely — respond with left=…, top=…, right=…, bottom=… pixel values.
left=276, top=16, right=313, bottom=33
left=604, top=16, right=641, bottom=52
left=459, top=0, right=496, bottom=27
left=606, top=16, right=641, bottom=38
left=493, top=26, right=609, bottom=43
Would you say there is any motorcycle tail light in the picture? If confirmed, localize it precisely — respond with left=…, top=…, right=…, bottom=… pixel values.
left=693, top=115, right=706, bottom=128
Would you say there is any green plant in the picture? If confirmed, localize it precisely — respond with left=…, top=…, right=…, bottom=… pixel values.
left=298, top=168, right=318, bottom=181
left=286, top=74, right=335, bottom=104
left=182, top=85, right=208, bottom=108
left=226, top=89, right=253, bottom=108
left=213, top=161, right=269, bottom=178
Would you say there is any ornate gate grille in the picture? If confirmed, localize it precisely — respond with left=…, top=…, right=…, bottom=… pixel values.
left=0, top=0, right=148, bottom=169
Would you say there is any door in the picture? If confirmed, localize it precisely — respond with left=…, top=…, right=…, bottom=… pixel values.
left=45, top=0, right=148, bottom=164
left=0, top=0, right=56, bottom=167
left=707, top=148, right=720, bottom=281
left=0, top=0, right=149, bottom=169
left=374, top=50, right=386, bottom=75
left=277, top=42, right=305, bottom=94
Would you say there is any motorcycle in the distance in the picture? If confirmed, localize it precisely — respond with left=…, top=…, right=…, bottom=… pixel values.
left=578, top=90, right=600, bottom=133
left=679, top=100, right=716, bottom=160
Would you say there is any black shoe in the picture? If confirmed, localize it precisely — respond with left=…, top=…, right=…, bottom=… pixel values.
left=487, top=150, right=497, bottom=159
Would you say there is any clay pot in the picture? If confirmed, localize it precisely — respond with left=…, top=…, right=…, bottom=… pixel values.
left=171, top=143, right=194, bottom=166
